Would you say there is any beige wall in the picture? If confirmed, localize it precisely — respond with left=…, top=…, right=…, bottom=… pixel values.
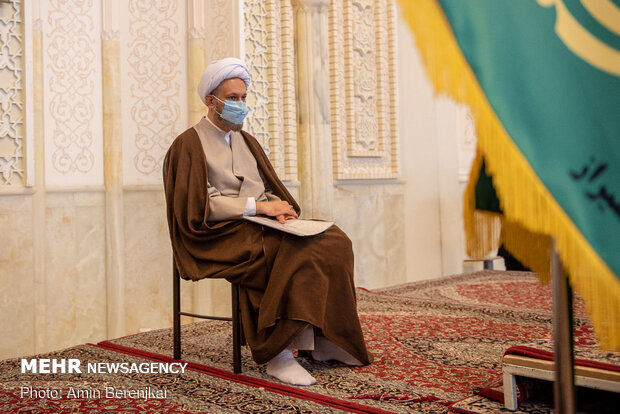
left=398, top=14, right=465, bottom=282
left=0, top=0, right=471, bottom=359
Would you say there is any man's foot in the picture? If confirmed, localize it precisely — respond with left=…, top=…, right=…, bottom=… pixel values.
left=312, top=336, right=363, bottom=366
left=266, top=349, right=316, bottom=386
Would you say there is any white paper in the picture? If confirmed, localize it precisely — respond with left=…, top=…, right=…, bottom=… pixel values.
left=243, top=216, right=333, bottom=237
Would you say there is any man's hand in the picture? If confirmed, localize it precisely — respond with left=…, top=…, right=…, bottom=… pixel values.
left=256, top=201, right=298, bottom=224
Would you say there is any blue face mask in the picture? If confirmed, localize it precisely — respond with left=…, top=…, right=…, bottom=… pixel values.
left=212, top=95, right=249, bottom=124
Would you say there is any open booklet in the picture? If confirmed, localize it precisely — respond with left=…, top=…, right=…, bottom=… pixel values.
left=243, top=215, right=333, bottom=237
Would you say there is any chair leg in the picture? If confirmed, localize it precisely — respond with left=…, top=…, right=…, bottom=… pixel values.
left=231, top=283, right=242, bottom=373
left=173, top=261, right=181, bottom=360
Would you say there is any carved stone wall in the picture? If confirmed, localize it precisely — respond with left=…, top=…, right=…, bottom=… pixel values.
left=203, top=1, right=399, bottom=184
left=204, top=0, right=239, bottom=63
left=0, top=0, right=458, bottom=362
left=46, top=3, right=96, bottom=178
left=121, top=0, right=186, bottom=185
left=243, top=0, right=270, bottom=151
left=242, top=0, right=297, bottom=181
left=0, top=0, right=24, bottom=187
left=43, top=0, right=104, bottom=186
left=278, top=0, right=297, bottom=181
left=329, top=0, right=399, bottom=179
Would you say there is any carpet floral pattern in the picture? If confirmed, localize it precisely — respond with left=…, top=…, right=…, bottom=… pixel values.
left=0, top=345, right=343, bottom=413
left=3, top=271, right=614, bottom=413
left=105, top=271, right=588, bottom=412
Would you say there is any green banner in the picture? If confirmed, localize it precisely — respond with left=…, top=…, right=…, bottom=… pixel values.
left=439, top=0, right=620, bottom=279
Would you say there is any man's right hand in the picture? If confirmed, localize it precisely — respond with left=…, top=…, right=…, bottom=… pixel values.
left=256, top=201, right=298, bottom=224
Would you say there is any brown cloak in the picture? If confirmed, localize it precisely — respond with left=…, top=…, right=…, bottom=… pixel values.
left=164, top=127, right=372, bottom=365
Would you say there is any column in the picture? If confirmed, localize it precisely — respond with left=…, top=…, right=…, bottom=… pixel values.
left=102, top=0, right=125, bottom=338
left=291, top=0, right=334, bottom=220
left=189, top=0, right=223, bottom=317
left=32, top=0, right=47, bottom=353
left=188, top=0, right=206, bottom=125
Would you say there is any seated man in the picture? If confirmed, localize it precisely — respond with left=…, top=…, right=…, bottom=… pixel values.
left=164, top=57, right=372, bottom=385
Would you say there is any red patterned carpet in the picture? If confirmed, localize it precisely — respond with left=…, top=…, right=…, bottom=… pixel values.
left=2, top=271, right=616, bottom=413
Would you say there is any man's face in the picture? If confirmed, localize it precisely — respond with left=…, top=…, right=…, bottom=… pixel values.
left=205, top=78, right=247, bottom=132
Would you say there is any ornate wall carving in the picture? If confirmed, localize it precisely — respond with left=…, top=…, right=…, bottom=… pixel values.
left=187, top=0, right=206, bottom=126
left=279, top=0, right=297, bottom=181
left=241, top=0, right=296, bottom=181
left=126, top=0, right=182, bottom=178
left=208, top=0, right=397, bottom=182
left=0, top=0, right=24, bottom=186
left=205, top=0, right=237, bottom=63
left=44, top=0, right=103, bottom=186
left=243, top=0, right=270, bottom=153
left=329, top=0, right=399, bottom=179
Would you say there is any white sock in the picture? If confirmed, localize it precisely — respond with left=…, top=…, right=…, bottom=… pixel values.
left=266, top=349, right=316, bottom=386
left=312, top=336, right=363, bottom=366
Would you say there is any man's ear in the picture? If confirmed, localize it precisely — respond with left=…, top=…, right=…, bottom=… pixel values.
left=205, top=95, right=215, bottom=109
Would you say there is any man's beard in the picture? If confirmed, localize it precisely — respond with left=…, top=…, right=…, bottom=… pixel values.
left=214, top=103, right=243, bottom=131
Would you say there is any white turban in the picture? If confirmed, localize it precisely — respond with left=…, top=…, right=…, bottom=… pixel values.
left=197, top=57, right=251, bottom=104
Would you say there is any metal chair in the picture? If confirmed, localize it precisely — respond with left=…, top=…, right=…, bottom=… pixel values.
left=172, top=259, right=244, bottom=373
left=164, top=152, right=244, bottom=373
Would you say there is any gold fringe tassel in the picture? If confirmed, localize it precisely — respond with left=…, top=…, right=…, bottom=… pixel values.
left=463, top=150, right=502, bottom=260
left=397, top=0, right=620, bottom=350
